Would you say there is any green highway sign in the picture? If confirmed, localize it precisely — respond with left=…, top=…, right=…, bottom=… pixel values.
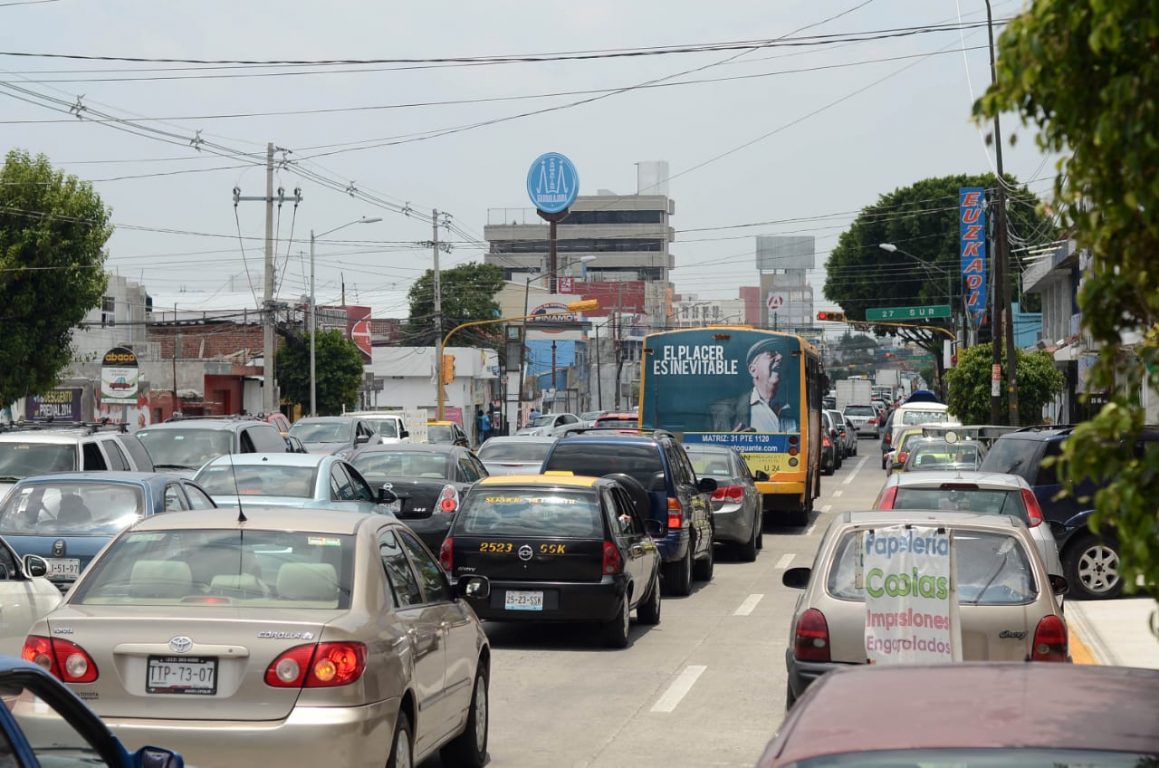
left=866, top=305, right=951, bottom=321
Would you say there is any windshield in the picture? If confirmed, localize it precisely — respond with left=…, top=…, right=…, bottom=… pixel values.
left=137, top=428, right=232, bottom=469
left=351, top=451, right=449, bottom=480
left=787, top=748, right=1154, bottom=767
left=458, top=489, right=602, bottom=537
left=892, top=488, right=1027, bottom=522
left=428, top=425, right=454, bottom=443
left=365, top=418, right=399, bottom=438
left=906, top=442, right=982, bottom=469
left=528, top=415, right=556, bottom=427
left=0, top=442, right=75, bottom=480
left=844, top=405, right=875, bottom=416
left=0, top=482, right=145, bottom=536
left=979, top=437, right=1038, bottom=482
left=289, top=420, right=353, bottom=444
left=686, top=450, right=734, bottom=479
left=477, top=441, right=552, bottom=464
left=902, top=410, right=950, bottom=425
left=72, top=528, right=355, bottom=609
left=194, top=464, right=318, bottom=499
left=543, top=443, right=665, bottom=490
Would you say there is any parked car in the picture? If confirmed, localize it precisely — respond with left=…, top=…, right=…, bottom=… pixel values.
left=761, top=663, right=1159, bottom=766
left=683, top=444, right=763, bottom=561
left=136, top=418, right=288, bottom=476
left=287, top=416, right=380, bottom=455
left=345, top=443, right=487, bottom=552
left=516, top=412, right=581, bottom=437
left=443, top=475, right=662, bottom=648
left=344, top=411, right=410, bottom=444
left=0, top=426, right=153, bottom=497
left=0, top=472, right=216, bottom=592
left=901, top=438, right=987, bottom=473
left=540, top=432, right=716, bottom=596
left=842, top=404, right=878, bottom=438
left=782, top=511, right=1068, bottom=706
left=820, top=411, right=840, bottom=475
left=0, top=533, right=62, bottom=654
left=839, top=413, right=859, bottom=457
left=193, top=453, right=391, bottom=516
left=826, top=410, right=853, bottom=461
left=24, top=506, right=491, bottom=768
left=426, top=420, right=471, bottom=448
left=476, top=435, right=556, bottom=476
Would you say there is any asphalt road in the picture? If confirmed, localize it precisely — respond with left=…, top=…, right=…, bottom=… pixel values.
left=426, top=442, right=886, bottom=768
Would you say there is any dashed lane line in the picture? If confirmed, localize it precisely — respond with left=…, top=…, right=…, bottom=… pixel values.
left=651, top=665, right=707, bottom=713
left=733, top=594, right=764, bottom=616
left=832, top=490, right=844, bottom=497
left=805, top=521, right=817, bottom=536
left=843, top=455, right=870, bottom=485
left=774, top=553, right=795, bottom=570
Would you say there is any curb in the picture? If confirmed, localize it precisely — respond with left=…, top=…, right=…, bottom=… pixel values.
left=1068, top=621, right=1098, bottom=665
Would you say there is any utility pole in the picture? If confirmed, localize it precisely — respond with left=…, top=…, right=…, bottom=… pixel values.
left=432, top=210, right=443, bottom=412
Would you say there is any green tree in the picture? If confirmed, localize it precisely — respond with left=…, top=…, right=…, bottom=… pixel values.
left=0, top=150, right=111, bottom=405
left=977, top=0, right=1159, bottom=604
left=276, top=331, right=364, bottom=415
left=944, top=345, right=1063, bottom=425
left=823, top=173, right=1053, bottom=391
left=403, top=263, right=504, bottom=347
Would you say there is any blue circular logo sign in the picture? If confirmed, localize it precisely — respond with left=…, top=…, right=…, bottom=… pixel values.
left=526, top=152, right=579, bottom=214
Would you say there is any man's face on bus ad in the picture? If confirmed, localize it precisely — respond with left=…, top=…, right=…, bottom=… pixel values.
left=749, top=350, right=782, bottom=401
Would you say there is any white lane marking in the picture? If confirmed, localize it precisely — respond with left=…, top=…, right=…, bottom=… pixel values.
left=734, top=593, right=764, bottom=616
left=651, top=665, right=707, bottom=713
left=774, top=553, right=795, bottom=569
left=820, top=504, right=832, bottom=513
left=805, top=522, right=817, bottom=536
left=843, top=455, right=870, bottom=485
left=833, top=490, right=844, bottom=497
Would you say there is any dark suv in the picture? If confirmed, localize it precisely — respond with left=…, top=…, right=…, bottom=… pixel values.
left=540, top=432, right=716, bottom=596
left=136, top=417, right=288, bottom=476
left=980, top=425, right=1159, bottom=600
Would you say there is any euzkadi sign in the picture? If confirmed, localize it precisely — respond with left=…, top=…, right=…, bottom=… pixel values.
left=862, top=525, right=961, bottom=664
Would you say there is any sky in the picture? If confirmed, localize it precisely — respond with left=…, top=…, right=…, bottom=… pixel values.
left=0, top=0, right=1057, bottom=322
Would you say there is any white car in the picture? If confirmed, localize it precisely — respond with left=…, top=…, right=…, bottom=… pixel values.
left=516, top=413, right=581, bottom=437
left=0, top=534, right=62, bottom=655
left=344, top=411, right=411, bottom=444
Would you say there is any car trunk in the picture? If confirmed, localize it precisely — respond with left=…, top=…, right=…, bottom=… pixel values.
left=482, top=461, right=544, bottom=477
left=4, top=534, right=109, bottom=590
left=374, top=477, right=452, bottom=520
left=453, top=536, right=604, bottom=582
left=45, top=606, right=344, bottom=721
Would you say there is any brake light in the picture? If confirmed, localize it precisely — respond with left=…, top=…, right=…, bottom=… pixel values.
left=22, top=636, right=99, bottom=683
left=793, top=608, right=831, bottom=662
left=868, top=417, right=878, bottom=425
left=897, top=451, right=908, bottom=465
left=711, top=485, right=745, bottom=503
left=439, top=537, right=454, bottom=572
left=437, top=485, right=459, bottom=513
left=823, top=436, right=831, bottom=448
left=602, top=540, right=623, bottom=575
left=667, top=497, right=683, bottom=529
left=266, top=642, right=367, bottom=687
left=885, top=433, right=893, bottom=446
left=877, top=485, right=898, bottom=510
left=1030, top=615, right=1067, bottom=662
left=1020, top=488, right=1044, bottom=528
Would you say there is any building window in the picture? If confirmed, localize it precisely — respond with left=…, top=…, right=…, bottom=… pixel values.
left=563, top=210, right=665, bottom=225
left=490, top=238, right=664, bottom=254
left=101, top=296, right=115, bottom=327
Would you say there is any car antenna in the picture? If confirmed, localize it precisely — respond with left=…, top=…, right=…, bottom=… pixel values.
left=227, top=450, right=247, bottom=523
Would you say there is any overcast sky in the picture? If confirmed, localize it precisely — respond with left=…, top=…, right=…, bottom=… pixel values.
left=0, top=0, right=1055, bottom=320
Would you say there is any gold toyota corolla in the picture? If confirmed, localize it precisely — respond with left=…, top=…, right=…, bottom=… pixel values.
left=21, top=506, right=492, bottom=768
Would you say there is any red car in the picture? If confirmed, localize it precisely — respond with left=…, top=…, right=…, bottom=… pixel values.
left=592, top=412, right=639, bottom=429
left=759, top=663, right=1159, bottom=766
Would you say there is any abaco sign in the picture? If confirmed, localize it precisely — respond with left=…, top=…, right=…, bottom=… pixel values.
left=959, top=187, right=987, bottom=327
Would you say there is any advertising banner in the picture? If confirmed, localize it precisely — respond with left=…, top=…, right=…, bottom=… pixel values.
left=25, top=388, right=84, bottom=422
left=863, top=525, right=958, bottom=664
left=960, top=187, right=987, bottom=327
left=100, top=346, right=139, bottom=404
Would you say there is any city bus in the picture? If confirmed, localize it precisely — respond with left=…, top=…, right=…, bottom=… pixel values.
left=638, top=327, right=824, bottom=526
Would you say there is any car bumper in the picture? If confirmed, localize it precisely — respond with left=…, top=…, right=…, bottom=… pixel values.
left=785, top=650, right=854, bottom=699
left=468, top=576, right=627, bottom=623
left=711, top=503, right=751, bottom=543
left=400, top=515, right=454, bottom=552
left=96, top=700, right=397, bottom=768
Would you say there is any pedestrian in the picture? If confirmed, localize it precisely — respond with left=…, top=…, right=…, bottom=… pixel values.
left=476, top=407, right=491, bottom=446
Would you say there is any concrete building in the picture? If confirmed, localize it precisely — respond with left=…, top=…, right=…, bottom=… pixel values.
left=757, top=236, right=816, bottom=331
left=670, top=295, right=747, bottom=328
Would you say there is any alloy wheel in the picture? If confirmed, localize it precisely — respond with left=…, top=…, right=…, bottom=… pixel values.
left=474, top=675, right=488, bottom=753
left=1078, top=543, right=1120, bottom=594
left=395, top=728, right=412, bottom=768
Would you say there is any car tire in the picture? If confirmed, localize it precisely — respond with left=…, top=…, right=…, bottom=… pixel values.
left=440, top=663, right=489, bottom=768
left=693, top=535, right=714, bottom=582
left=737, top=514, right=759, bottom=562
left=664, top=548, right=693, bottom=597
left=387, top=710, right=413, bottom=768
left=637, top=573, right=662, bottom=625
left=1063, top=532, right=1123, bottom=600
left=603, top=594, right=631, bottom=648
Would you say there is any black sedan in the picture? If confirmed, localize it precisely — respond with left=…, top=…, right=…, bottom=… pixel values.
left=345, top=442, right=488, bottom=551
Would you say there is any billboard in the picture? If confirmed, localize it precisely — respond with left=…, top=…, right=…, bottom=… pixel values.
left=100, top=346, right=139, bottom=404
left=26, top=388, right=84, bottom=422
left=960, top=187, right=988, bottom=326
left=756, top=235, right=815, bottom=272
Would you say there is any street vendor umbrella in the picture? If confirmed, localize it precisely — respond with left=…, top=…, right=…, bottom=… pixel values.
left=905, top=389, right=941, bottom=404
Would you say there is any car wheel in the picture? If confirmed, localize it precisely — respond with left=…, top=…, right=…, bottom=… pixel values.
left=637, top=573, right=662, bottom=625
left=441, top=663, right=489, bottom=767
left=1064, top=532, right=1123, bottom=600
left=693, top=535, right=714, bottom=581
left=737, top=513, right=759, bottom=562
left=603, top=594, right=631, bottom=648
left=387, top=710, right=413, bottom=768
left=664, top=547, right=693, bottom=596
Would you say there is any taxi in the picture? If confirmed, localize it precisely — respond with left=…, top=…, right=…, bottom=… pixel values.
left=440, top=474, right=664, bottom=648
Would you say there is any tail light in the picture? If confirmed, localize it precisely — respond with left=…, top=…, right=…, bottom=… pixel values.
left=711, top=485, right=745, bottom=503
left=602, top=540, right=623, bottom=575
left=884, top=433, right=893, bottom=446
left=897, top=451, right=908, bottom=465
left=868, top=417, right=878, bottom=425
left=439, top=537, right=454, bottom=572
left=1020, top=488, right=1044, bottom=528
left=1030, top=615, right=1068, bottom=662
left=266, top=642, right=367, bottom=687
left=823, top=436, right=831, bottom=448
left=437, top=485, right=459, bottom=513
left=22, top=636, right=99, bottom=683
left=876, top=485, right=898, bottom=510
left=667, top=497, right=684, bottom=529
left=793, top=608, right=831, bottom=662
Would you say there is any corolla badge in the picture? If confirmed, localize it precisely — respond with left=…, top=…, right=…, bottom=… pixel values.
left=52, top=539, right=66, bottom=557
left=168, top=635, right=194, bottom=653
left=518, top=545, right=533, bottom=562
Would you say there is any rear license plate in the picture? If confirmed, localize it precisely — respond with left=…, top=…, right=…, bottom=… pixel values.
left=146, top=656, right=218, bottom=695
left=504, top=590, right=544, bottom=611
left=382, top=500, right=401, bottom=514
left=46, top=558, right=80, bottom=579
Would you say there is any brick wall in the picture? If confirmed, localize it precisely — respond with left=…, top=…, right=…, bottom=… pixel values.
left=149, top=323, right=267, bottom=360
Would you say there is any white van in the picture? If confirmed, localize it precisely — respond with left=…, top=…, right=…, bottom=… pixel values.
left=887, top=402, right=958, bottom=452
left=343, top=411, right=410, bottom=444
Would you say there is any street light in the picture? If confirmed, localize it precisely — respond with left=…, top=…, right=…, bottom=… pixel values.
left=878, top=242, right=954, bottom=306
left=309, top=217, right=382, bottom=417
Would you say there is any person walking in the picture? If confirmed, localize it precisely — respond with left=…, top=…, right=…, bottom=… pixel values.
left=476, top=407, right=491, bottom=446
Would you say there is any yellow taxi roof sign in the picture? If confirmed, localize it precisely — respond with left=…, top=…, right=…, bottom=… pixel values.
left=542, top=470, right=575, bottom=476
left=477, top=474, right=599, bottom=488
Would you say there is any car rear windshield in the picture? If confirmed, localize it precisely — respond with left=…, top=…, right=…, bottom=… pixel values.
left=0, top=482, right=145, bottom=536
left=827, top=529, right=1036, bottom=605
left=477, top=441, right=553, bottom=464
left=0, top=442, right=76, bottom=480
left=427, top=425, right=454, bottom=443
left=686, top=451, right=734, bottom=479
left=365, top=418, right=399, bottom=438
left=979, top=437, right=1039, bottom=482
left=906, top=443, right=982, bottom=469
left=351, top=451, right=449, bottom=480
left=72, top=528, right=355, bottom=609
left=892, top=488, right=1027, bottom=523
left=194, top=464, right=317, bottom=499
left=786, top=748, right=1153, bottom=767
left=543, top=443, right=665, bottom=490
left=457, top=489, right=603, bottom=538
left=137, top=428, right=233, bottom=470
left=844, top=406, right=875, bottom=416
left=289, top=421, right=352, bottom=444
left=901, top=410, right=950, bottom=425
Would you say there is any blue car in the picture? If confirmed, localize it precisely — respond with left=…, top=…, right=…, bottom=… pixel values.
left=0, top=657, right=182, bottom=767
left=0, top=472, right=217, bottom=592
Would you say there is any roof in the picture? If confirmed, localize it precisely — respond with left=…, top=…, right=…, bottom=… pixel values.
left=11, top=471, right=182, bottom=486
left=140, top=420, right=255, bottom=432
left=132, top=506, right=368, bottom=534
left=889, top=471, right=1027, bottom=490
left=556, top=432, right=661, bottom=445
left=202, top=452, right=329, bottom=468
left=476, top=474, right=602, bottom=489
left=350, top=443, right=459, bottom=455
left=838, top=510, right=1019, bottom=530
left=768, top=664, right=1159, bottom=763
left=292, top=416, right=360, bottom=424
left=0, top=431, right=89, bottom=444
left=478, top=435, right=558, bottom=445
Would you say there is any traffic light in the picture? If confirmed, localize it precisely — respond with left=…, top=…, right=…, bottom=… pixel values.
left=441, top=354, right=456, bottom=385
left=817, top=310, right=846, bottom=322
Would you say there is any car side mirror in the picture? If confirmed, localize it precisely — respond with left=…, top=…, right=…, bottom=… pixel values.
left=355, top=434, right=370, bottom=446
left=782, top=566, right=811, bottom=589
left=455, top=575, right=490, bottom=600
left=23, top=555, right=48, bottom=579
left=400, top=429, right=409, bottom=439
left=643, top=519, right=664, bottom=538
left=1049, top=574, right=1069, bottom=596
left=377, top=487, right=398, bottom=504
left=134, top=746, right=184, bottom=768
left=697, top=476, right=718, bottom=493
left=754, top=470, right=769, bottom=482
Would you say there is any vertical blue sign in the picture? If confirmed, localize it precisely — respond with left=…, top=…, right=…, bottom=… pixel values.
left=959, top=187, right=987, bottom=326
left=526, top=153, right=579, bottom=214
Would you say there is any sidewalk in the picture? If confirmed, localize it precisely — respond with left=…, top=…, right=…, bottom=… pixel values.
left=1068, top=597, right=1159, bottom=668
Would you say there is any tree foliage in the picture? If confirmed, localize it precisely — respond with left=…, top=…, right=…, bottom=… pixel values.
left=276, top=330, right=364, bottom=415
left=944, top=344, right=1063, bottom=425
left=403, top=262, right=504, bottom=347
left=977, top=0, right=1159, bottom=603
left=0, top=150, right=111, bottom=405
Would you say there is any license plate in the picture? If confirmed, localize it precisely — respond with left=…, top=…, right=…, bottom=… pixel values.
left=504, top=590, right=544, bottom=611
left=146, top=656, right=218, bottom=695
left=382, top=501, right=401, bottom=514
left=46, top=558, right=80, bottom=579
